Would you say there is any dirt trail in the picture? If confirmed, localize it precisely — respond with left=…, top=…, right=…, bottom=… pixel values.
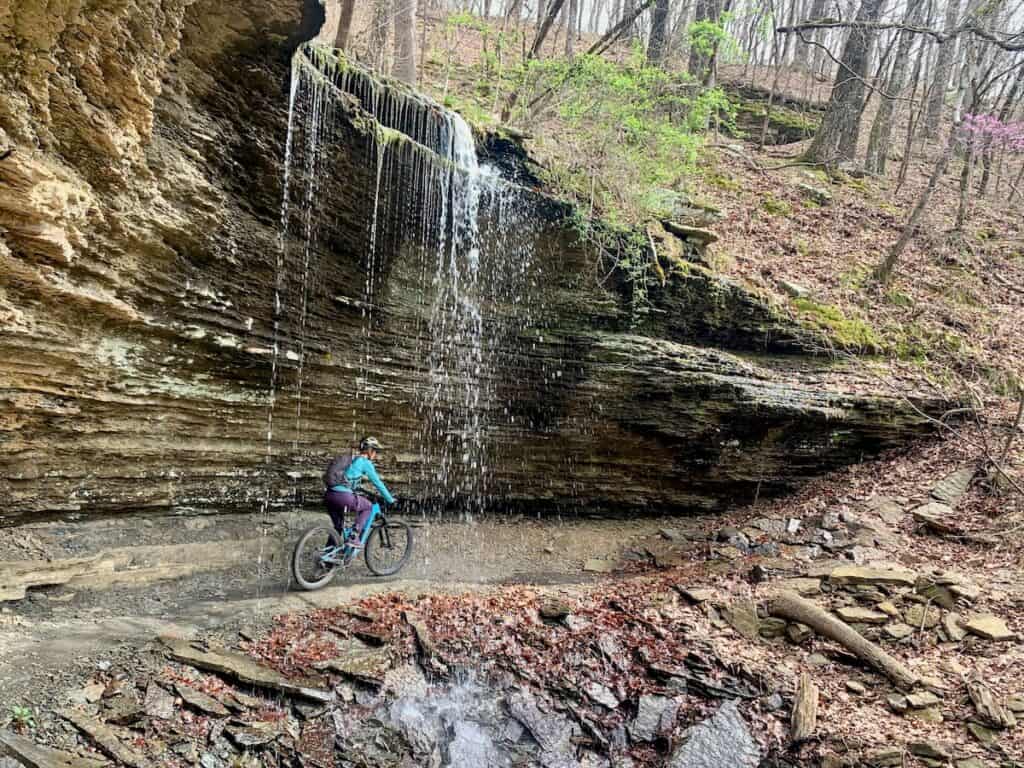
left=0, top=510, right=685, bottom=702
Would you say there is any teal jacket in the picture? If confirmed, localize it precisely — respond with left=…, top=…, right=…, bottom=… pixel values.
left=330, top=456, right=395, bottom=504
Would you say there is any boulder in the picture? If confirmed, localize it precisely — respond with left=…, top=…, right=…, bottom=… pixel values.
left=942, top=612, right=967, bottom=641
left=584, top=682, right=619, bottom=710
left=662, top=220, right=720, bottom=245
left=884, top=622, right=914, bottom=640
left=143, top=681, right=175, bottom=720
left=796, top=183, right=832, bottom=205
left=929, top=468, right=975, bottom=506
left=912, top=502, right=959, bottom=534
left=666, top=700, right=760, bottom=768
left=174, top=683, right=230, bottom=717
left=908, top=741, right=952, bottom=761
left=779, top=280, right=810, bottom=299
left=905, top=691, right=941, bottom=709
left=629, top=695, right=679, bottom=742
left=0, top=730, right=107, bottom=768
left=722, top=601, right=761, bottom=640
left=904, top=603, right=941, bottom=630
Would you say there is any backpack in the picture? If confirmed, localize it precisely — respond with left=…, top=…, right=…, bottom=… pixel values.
left=323, top=454, right=354, bottom=489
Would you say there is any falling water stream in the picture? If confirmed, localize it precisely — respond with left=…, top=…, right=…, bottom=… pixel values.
left=257, top=44, right=543, bottom=603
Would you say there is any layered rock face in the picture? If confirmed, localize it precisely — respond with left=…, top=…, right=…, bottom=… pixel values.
left=0, top=5, right=940, bottom=523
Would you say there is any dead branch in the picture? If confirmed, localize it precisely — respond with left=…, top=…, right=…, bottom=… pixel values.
left=768, top=591, right=919, bottom=690
left=790, top=672, right=819, bottom=743
left=996, top=387, right=1024, bottom=472
left=777, top=19, right=1024, bottom=52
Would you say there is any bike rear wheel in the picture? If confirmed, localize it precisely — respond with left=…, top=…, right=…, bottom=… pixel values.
left=364, top=521, right=414, bottom=576
left=292, top=525, right=342, bottom=591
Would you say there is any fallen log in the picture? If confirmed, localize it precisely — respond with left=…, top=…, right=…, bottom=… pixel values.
left=790, top=673, right=818, bottom=743
left=768, top=591, right=918, bottom=691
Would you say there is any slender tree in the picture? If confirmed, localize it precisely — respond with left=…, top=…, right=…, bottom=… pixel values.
left=334, top=0, right=357, bottom=49
left=647, top=0, right=672, bottom=63
left=371, top=0, right=393, bottom=73
left=394, top=0, right=419, bottom=84
left=922, top=0, right=962, bottom=136
left=866, top=0, right=926, bottom=173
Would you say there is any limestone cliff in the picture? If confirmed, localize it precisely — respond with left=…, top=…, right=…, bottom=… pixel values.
left=0, top=3, right=941, bottom=522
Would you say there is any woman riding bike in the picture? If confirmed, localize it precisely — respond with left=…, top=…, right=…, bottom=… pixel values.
left=322, top=436, right=396, bottom=550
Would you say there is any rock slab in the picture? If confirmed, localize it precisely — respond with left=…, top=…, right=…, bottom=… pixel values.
left=159, top=636, right=332, bottom=702
left=667, top=700, right=760, bottom=768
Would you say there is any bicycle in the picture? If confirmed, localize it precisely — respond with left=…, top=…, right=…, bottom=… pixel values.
left=291, top=500, right=414, bottom=590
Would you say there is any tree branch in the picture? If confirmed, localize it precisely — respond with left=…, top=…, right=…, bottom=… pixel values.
left=777, top=20, right=1024, bottom=52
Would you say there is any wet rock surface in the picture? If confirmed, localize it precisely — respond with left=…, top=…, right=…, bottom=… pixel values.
left=0, top=1, right=946, bottom=524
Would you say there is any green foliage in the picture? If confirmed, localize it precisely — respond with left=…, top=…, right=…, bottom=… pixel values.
left=761, top=195, right=792, bottom=216
left=518, top=50, right=736, bottom=224
left=886, top=290, right=914, bottom=308
left=705, top=170, right=741, bottom=191
left=9, top=705, right=35, bottom=731
left=570, top=211, right=653, bottom=326
left=792, top=298, right=882, bottom=351
left=839, top=265, right=871, bottom=290
left=687, top=19, right=728, bottom=59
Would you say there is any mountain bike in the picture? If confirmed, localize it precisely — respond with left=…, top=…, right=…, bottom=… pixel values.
left=291, top=500, right=414, bottom=590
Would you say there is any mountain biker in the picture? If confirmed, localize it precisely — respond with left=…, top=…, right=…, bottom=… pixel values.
left=323, top=437, right=396, bottom=549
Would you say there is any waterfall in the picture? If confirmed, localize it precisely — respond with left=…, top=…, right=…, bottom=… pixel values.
left=271, top=44, right=539, bottom=517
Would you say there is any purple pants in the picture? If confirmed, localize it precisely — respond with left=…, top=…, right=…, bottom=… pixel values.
left=324, top=490, right=373, bottom=535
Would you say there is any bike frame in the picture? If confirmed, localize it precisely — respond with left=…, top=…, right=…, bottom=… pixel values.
left=322, top=502, right=385, bottom=564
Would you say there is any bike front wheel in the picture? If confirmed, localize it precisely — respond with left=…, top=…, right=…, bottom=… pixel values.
left=292, top=525, right=342, bottom=591
left=364, top=521, right=414, bottom=576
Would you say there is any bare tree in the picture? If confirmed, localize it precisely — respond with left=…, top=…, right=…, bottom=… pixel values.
left=980, top=62, right=1024, bottom=193
left=335, top=0, right=357, bottom=49
left=866, top=0, right=927, bottom=173
left=647, top=0, right=672, bottom=63
left=371, top=0, right=393, bottom=73
left=922, top=0, right=962, bottom=136
left=803, top=0, right=888, bottom=164
left=394, top=0, right=419, bottom=84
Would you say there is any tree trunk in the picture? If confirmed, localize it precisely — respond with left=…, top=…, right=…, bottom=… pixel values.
left=501, top=0, right=568, bottom=120
left=808, top=0, right=829, bottom=75
left=804, top=0, right=887, bottom=164
left=688, top=0, right=712, bottom=76
left=923, top=0, right=961, bottom=137
left=894, top=38, right=927, bottom=193
left=647, top=0, right=671, bottom=64
left=393, top=0, right=419, bottom=84
left=865, top=0, right=925, bottom=174
left=954, top=146, right=974, bottom=230
left=563, top=0, right=579, bottom=57
left=371, top=0, right=393, bottom=73
left=980, top=64, right=1024, bottom=194
left=532, top=0, right=568, bottom=57
left=334, top=0, right=357, bottom=49
left=876, top=105, right=960, bottom=283
left=622, top=0, right=638, bottom=39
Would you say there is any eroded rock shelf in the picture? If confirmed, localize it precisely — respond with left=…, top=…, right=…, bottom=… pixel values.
left=0, top=1, right=944, bottom=523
